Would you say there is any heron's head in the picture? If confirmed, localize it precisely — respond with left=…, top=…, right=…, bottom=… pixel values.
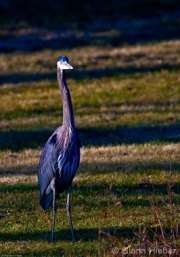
left=57, top=56, right=73, bottom=70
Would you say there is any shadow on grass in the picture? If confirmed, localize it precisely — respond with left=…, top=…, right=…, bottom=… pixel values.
left=1, top=178, right=180, bottom=200
left=1, top=224, right=180, bottom=244
left=0, top=183, right=37, bottom=192
left=1, top=159, right=180, bottom=178
left=0, top=72, right=56, bottom=85
left=78, top=124, right=180, bottom=147
left=0, top=23, right=180, bottom=53
left=0, top=225, right=155, bottom=243
left=0, top=227, right=100, bottom=242
left=0, top=64, right=180, bottom=85
left=73, top=183, right=180, bottom=200
left=0, top=124, right=179, bottom=151
left=0, top=1, right=180, bottom=52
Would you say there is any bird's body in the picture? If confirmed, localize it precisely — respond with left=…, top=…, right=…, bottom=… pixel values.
left=38, top=56, right=80, bottom=242
left=38, top=125, right=80, bottom=209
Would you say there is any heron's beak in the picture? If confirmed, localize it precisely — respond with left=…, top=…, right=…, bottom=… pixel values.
left=57, top=61, right=73, bottom=70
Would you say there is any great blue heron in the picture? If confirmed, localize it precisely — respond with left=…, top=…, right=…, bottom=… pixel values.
left=38, top=56, right=81, bottom=242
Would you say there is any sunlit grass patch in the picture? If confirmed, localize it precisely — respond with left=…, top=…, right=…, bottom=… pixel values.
left=0, top=69, right=179, bottom=132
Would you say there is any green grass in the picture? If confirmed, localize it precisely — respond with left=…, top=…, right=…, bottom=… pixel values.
left=0, top=146, right=180, bottom=256
left=0, top=39, right=180, bottom=256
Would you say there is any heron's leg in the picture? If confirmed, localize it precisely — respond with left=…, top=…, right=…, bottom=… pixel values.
left=51, top=180, right=56, bottom=243
left=66, top=187, right=75, bottom=242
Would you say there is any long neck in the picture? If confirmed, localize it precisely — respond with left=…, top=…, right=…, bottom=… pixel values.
left=57, top=67, right=75, bottom=129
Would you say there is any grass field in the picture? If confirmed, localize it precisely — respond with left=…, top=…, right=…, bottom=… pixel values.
left=0, top=1, right=180, bottom=256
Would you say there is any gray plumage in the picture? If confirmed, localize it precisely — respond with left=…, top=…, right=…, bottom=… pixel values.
left=38, top=56, right=81, bottom=242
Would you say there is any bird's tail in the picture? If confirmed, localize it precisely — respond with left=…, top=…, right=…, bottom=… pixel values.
left=40, top=192, right=53, bottom=210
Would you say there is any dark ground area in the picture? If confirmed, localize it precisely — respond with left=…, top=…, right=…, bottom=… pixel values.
left=0, top=0, right=180, bottom=52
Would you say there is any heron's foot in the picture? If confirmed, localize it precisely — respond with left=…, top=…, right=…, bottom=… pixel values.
left=51, top=236, right=54, bottom=243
